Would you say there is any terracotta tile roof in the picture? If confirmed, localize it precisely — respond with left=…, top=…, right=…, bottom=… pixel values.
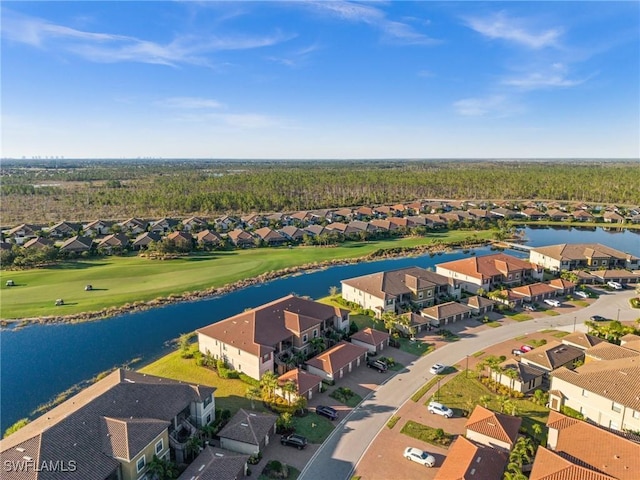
left=465, top=406, right=521, bottom=447
left=544, top=412, right=640, bottom=480
left=341, top=267, right=449, bottom=301
left=167, top=231, right=193, bottom=242
left=434, top=436, right=508, bottom=480
left=197, top=295, right=348, bottom=357
left=549, top=278, right=576, bottom=290
left=590, top=270, right=640, bottom=281
left=421, top=301, right=472, bottom=321
left=278, top=226, right=305, bottom=240
left=552, top=357, right=640, bottom=410
left=0, top=369, right=215, bottom=480
left=277, top=368, right=323, bottom=395
left=303, top=225, right=326, bottom=236
left=196, top=229, right=222, bottom=243
left=530, top=446, right=617, bottom=480
left=177, top=446, right=249, bottom=480
left=510, top=282, right=557, bottom=298
left=227, top=229, right=255, bottom=244
left=560, top=332, right=605, bottom=350
left=520, top=341, right=584, bottom=371
left=437, top=253, right=536, bottom=281
left=350, top=327, right=390, bottom=346
left=461, top=296, right=496, bottom=309
left=403, top=312, right=431, bottom=327
left=218, top=409, right=277, bottom=447
left=530, top=244, right=639, bottom=262
left=585, top=343, right=640, bottom=362
left=305, top=341, right=368, bottom=375
left=369, top=219, right=397, bottom=230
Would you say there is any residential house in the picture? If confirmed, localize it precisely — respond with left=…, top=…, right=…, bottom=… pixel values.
left=59, top=235, right=93, bottom=253
left=460, top=295, right=496, bottom=316
left=490, top=207, right=520, bottom=219
left=333, top=208, right=354, bottom=221
left=585, top=342, right=640, bottom=363
left=325, top=222, right=360, bottom=236
left=492, top=359, right=546, bottom=393
left=521, top=208, right=546, bottom=220
left=350, top=327, right=390, bottom=354
left=149, top=217, right=179, bottom=234
left=5, top=223, right=39, bottom=245
left=589, top=269, right=640, bottom=286
left=196, top=229, right=223, bottom=248
left=529, top=411, right=640, bottom=480
left=369, top=219, right=398, bottom=232
left=405, top=215, right=428, bottom=228
left=197, top=295, right=350, bottom=380
left=620, top=333, right=640, bottom=351
left=387, top=217, right=410, bottom=229
left=118, top=217, right=148, bottom=235
left=97, top=233, right=130, bottom=252
left=435, top=253, right=542, bottom=294
left=400, top=312, right=432, bottom=334
left=603, top=211, right=625, bottom=224
left=47, top=221, right=81, bottom=238
left=348, top=220, right=378, bottom=234
left=167, top=231, right=194, bottom=249
left=549, top=355, right=640, bottom=432
left=177, top=446, right=249, bottom=480
left=266, top=212, right=291, bottom=226
left=241, top=214, right=266, bottom=229
left=290, top=210, right=313, bottom=225
left=253, top=227, right=287, bottom=246
left=83, top=219, right=112, bottom=236
left=546, top=209, right=570, bottom=221
left=0, top=369, right=216, bottom=480
left=509, top=282, right=558, bottom=304
left=465, top=406, right=521, bottom=452
left=571, top=210, right=594, bottom=222
left=529, top=243, right=640, bottom=272
left=218, top=409, right=277, bottom=456
left=560, top=332, right=605, bottom=350
left=467, top=209, right=496, bottom=220
left=181, top=216, right=208, bottom=232
left=420, top=301, right=472, bottom=327
left=355, top=206, right=374, bottom=219
left=424, top=214, right=447, bottom=228
left=276, top=368, right=323, bottom=401
left=373, top=205, right=393, bottom=217
left=519, top=341, right=584, bottom=373
left=214, top=215, right=237, bottom=231
left=278, top=226, right=306, bottom=242
left=132, top=231, right=161, bottom=249
left=341, top=267, right=457, bottom=317
left=434, top=436, right=508, bottom=480
left=22, top=236, right=53, bottom=250
left=303, top=225, right=326, bottom=237
left=390, top=203, right=408, bottom=216
left=227, top=229, right=256, bottom=248
left=548, top=278, right=576, bottom=296
left=305, top=340, right=368, bottom=382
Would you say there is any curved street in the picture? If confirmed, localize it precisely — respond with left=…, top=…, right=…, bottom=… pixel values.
left=299, top=288, right=638, bottom=480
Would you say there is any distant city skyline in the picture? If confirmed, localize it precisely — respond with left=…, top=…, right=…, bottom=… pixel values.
left=2, top=1, right=638, bottom=159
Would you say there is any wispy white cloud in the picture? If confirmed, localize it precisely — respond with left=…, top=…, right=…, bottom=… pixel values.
left=502, top=63, right=594, bottom=90
left=266, top=43, right=321, bottom=67
left=157, top=97, right=225, bottom=109
left=1, top=9, right=292, bottom=67
left=307, top=1, right=439, bottom=45
left=465, top=11, right=562, bottom=49
left=453, top=94, right=522, bottom=117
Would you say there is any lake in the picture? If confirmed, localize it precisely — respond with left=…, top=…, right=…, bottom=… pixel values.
left=1, top=226, right=638, bottom=431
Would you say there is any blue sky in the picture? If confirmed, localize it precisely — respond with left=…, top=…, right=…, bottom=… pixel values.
left=2, top=1, right=638, bottom=159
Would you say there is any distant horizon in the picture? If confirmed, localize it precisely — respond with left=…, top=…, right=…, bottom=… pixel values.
left=1, top=157, right=638, bottom=162
left=2, top=1, right=638, bottom=158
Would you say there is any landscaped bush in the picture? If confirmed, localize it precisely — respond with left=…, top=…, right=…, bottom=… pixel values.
left=248, top=452, right=262, bottom=465
left=630, top=298, right=640, bottom=309
left=239, top=372, right=260, bottom=387
left=330, top=387, right=355, bottom=404
left=216, top=359, right=239, bottom=379
left=560, top=405, right=584, bottom=420
left=400, top=420, right=453, bottom=447
left=262, top=460, right=290, bottom=479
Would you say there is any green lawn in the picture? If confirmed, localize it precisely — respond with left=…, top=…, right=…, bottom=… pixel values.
left=292, top=414, right=335, bottom=444
left=400, top=420, right=454, bottom=447
left=1, top=231, right=492, bottom=320
left=138, top=348, right=262, bottom=415
left=506, top=313, right=533, bottom=322
left=434, top=373, right=549, bottom=437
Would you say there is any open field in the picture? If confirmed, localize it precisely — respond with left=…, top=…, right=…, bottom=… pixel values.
left=0, top=231, right=492, bottom=320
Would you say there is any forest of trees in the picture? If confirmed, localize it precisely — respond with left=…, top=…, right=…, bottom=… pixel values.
left=1, top=159, right=638, bottom=224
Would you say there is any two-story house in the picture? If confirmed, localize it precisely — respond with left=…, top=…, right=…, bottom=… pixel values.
left=197, top=295, right=350, bottom=380
left=0, top=369, right=216, bottom=480
left=529, top=243, right=640, bottom=272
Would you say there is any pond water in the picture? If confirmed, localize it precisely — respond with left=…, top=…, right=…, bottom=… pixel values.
left=1, top=226, right=638, bottom=431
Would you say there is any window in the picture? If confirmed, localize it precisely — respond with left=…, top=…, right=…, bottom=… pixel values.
left=386, top=299, right=394, bottom=306
left=206, top=414, right=212, bottom=424
left=612, top=402, right=622, bottom=413
left=515, top=273, right=520, bottom=279
left=203, top=394, right=212, bottom=408
left=136, top=455, right=146, bottom=473
left=313, top=329, right=318, bottom=338
left=238, top=349, right=241, bottom=355
left=582, top=389, right=589, bottom=397
left=609, top=420, right=620, bottom=430
left=155, top=439, right=163, bottom=455
left=427, top=291, right=432, bottom=297
left=633, top=410, right=640, bottom=419
left=303, top=334, right=308, bottom=343
left=508, top=274, right=512, bottom=280
left=418, top=292, right=423, bottom=299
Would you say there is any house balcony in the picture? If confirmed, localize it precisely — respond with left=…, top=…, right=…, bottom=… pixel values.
left=169, top=418, right=198, bottom=463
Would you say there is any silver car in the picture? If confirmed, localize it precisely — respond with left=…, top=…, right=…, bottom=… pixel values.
left=428, top=401, right=453, bottom=418
left=403, top=447, right=436, bottom=467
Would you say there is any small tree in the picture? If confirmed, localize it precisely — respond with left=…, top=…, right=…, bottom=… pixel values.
left=246, top=386, right=261, bottom=409
left=329, top=285, right=339, bottom=297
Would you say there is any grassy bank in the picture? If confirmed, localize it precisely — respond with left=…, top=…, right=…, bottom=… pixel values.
left=0, top=230, right=491, bottom=320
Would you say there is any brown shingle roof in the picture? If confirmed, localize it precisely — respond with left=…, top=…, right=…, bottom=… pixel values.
left=461, top=295, right=496, bottom=310
left=341, top=267, right=449, bottom=301
left=520, top=341, right=584, bottom=371
left=544, top=412, right=640, bottom=480
left=434, top=436, right=508, bottom=480
left=197, top=295, right=348, bottom=357
left=350, top=327, right=390, bottom=346
left=218, top=409, right=277, bottom=446
left=177, top=446, right=249, bottom=480
left=531, top=243, right=639, bottom=262
left=465, top=406, right=521, bottom=447
left=305, top=341, right=368, bottom=375
left=510, top=282, right=557, bottom=297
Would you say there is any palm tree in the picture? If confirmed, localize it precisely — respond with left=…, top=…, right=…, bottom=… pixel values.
left=503, top=367, right=519, bottom=396
left=309, top=337, right=326, bottom=356
left=382, top=311, right=398, bottom=335
left=246, top=385, right=261, bottom=409
left=479, top=395, right=492, bottom=408
left=282, top=380, right=297, bottom=406
left=260, top=371, right=279, bottom=401
left=185, top=436, right=202, bottom=461
left=532, top=423, right=543, bottom=446
left=496, top=395, right=510, bottom=413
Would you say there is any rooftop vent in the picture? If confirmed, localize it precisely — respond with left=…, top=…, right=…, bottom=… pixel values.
left=15, top=448, right=25, bottom=453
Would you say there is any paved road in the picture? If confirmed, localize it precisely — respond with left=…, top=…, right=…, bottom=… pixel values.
left=298, top=288, right=638, bottom=480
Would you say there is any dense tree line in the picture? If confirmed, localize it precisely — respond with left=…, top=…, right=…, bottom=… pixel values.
left=1, top=160, right=638, bottom=224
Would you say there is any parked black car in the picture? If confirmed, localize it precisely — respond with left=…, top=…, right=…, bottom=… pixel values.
left=280, top=434, right=308, bottom=450
left=590, top=315, right=607, bottom=322
left=315, top=405, right=338, bottom=420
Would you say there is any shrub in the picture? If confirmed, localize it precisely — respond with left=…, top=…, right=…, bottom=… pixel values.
left=239, top=373, right=260, bottom=387
left=560, top=405, right=584, bottom=420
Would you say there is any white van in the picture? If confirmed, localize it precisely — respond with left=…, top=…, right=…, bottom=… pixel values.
left=544, top=298, right=561, bottom=307
left=607, top=281, right=623, bottom=290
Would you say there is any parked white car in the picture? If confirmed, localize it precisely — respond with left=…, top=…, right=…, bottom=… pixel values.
left=575, top=290, right=589, bottom=299
left=544, top=299, right=561, bottom=307
left=428, top=401, right=454, bottom=418
left=403, top=447, right=436, bottom=467
left=607, top=281, right=623, bottom=290
left=429, top=363, right=446, bottom=375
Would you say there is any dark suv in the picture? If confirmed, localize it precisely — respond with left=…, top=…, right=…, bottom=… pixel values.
left=367, top=358, right=388, bottom=372
left=280, top=434, right=307, bottom=449
left=315, top=405, right=338, bottom=420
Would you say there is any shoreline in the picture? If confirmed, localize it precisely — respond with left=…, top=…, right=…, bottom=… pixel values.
left=1, top=238, right=489, bottom=328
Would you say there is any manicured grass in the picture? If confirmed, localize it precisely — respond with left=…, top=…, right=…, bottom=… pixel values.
left=138, top=347, right=262, bottom=415
left=387, top=415, right=401, bottom=429
left=472, top=351, right=485, bottom=358
left=552, top=331, right=570, bottom=338
left=411, top=377, right=441, bottom=402
left=400, top=420, right=453, bottom=447
left=506, top=313, right=533, bottom=322
left=571, top=300, right=590, bottom=307
left=486, top=321, right=502, bottom=328
left=329, top=387, right=363, bottom=408
left=544, top=310, right=560, bottom=316
left=1, top=231, right=492, bottom=320
left=396, top=338, right=434, bottom=356
left=434, top=373, right=549, bottom=438
left=292, top=414, right=334, bottom=444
